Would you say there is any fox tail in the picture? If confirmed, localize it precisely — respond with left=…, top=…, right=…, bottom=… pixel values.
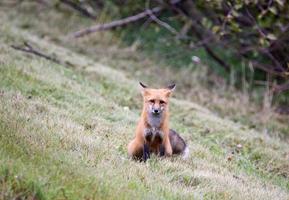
left=182, top=146, right=190, bottom=160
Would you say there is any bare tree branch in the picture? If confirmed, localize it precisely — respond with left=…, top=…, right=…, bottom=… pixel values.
left=273, top=82, right=289, bottom=94
left=251, top=61, right=285, bottom=77
left=60, top=0, right=96, bottom=20
left=11, top=42, right=62, bottom=64
left=72, top=7, right=162, bottom=38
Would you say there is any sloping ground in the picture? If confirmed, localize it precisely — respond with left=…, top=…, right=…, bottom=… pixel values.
left=0, top=6, right=288, bottom=200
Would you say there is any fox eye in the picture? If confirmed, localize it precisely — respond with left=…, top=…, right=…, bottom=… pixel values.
left=160, top=100, right=166, bottom=104
left=149, top=99, right=155, bottom=104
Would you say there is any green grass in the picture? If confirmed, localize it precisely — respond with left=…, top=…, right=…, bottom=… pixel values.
left=0, top=2, right=288, bottom=200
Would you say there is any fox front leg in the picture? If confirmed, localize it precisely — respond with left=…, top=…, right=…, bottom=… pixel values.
left=143, top=128, right=152, bottom=162
left=142, top=143, right=150, bottom=162
left=144, top=128, right=153, bottom=142
left=163, top=136, right=173, bottom=156
left=159, top=145, right=165, bottom=157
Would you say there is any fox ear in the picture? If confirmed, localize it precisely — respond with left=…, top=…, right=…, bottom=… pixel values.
left=167, top=83, right=176, bottom=91
left=139, top=82, right=149, bottom=96
left=165, top=83, right=175, bottom=97
left=139, top=82, right=148, bottom=89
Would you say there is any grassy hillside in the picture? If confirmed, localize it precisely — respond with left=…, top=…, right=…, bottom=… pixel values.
left=0, top=2, right=288, bottom=200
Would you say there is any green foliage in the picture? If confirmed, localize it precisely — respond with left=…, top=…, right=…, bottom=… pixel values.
left=98, top=0, right=289, bottom=105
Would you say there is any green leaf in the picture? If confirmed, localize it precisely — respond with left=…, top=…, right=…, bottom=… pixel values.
left=212, top=25, right=220, bottom=33
left=268, top=7, right=277, bottom=15
left=276, top=0, right=284, bottom=6
left=266, top=33, right=277, bottom=40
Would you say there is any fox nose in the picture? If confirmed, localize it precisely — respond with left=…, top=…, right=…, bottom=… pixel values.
left=153, top=109, right=160, bottom=114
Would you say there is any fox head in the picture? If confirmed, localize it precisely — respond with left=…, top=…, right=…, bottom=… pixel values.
left=139, top=82, right=175, bottom=127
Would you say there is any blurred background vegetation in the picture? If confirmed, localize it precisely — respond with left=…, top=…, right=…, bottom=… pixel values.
left=63, top=0, right=289, bottom=107
left=58, top=0, right=289, bottom=135
left=2, top=0, right=289, bottom=138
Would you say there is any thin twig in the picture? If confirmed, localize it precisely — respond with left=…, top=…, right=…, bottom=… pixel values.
left=245, top=8, right=267, bottom=38
left=146, top=0, right=178, bottom=35
left=11, top=42, right=62, bottom=65
left=166, top=2, right=231, bottom=71
left=245, top=8, right=284, bottom=72
left=221, top=7, right=233, bottom=33
left=189, top=36, right=214, bottom=49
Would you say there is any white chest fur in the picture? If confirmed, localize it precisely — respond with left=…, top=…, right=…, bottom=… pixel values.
left=147, top=113, right=162, bottom=128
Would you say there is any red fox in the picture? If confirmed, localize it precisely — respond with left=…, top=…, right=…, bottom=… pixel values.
left=127, top=82, right=189, bottom=161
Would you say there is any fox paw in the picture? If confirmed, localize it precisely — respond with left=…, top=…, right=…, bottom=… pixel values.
left=144, top=129, right=153, bottom=142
